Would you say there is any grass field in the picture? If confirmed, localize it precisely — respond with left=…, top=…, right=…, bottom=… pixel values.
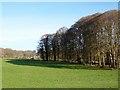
left=2, top=59, right=118, bottom=88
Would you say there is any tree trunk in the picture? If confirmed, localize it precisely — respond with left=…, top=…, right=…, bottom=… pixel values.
left=45, top=37, right=49, bottom=61
left=98, top=58, right=101, bottom=67
left=98, top=52, right=101, bottom=67
left=112, top=51, right=116, bottom=68
left=102, top=55, right=105, bottom=67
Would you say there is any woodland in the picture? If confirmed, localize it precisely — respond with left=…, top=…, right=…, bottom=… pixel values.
left=37, top=10, right=120, bottom=69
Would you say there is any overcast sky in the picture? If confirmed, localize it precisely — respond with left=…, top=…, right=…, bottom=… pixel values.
left=1, top=2, right=118, bottom=50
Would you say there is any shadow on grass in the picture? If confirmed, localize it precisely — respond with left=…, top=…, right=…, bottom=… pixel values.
left=6, top=59, right=108, bottom=70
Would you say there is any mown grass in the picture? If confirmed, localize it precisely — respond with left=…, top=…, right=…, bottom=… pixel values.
left=2, top=59, right=118, bottom=88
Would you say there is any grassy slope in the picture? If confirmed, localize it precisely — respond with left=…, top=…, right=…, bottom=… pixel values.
left=2, top=59, right=118, bottom=88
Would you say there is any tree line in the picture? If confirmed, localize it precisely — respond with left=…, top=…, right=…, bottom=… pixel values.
left=0, top=48, right=36, bottom=59
left=37, top=10, right=120, bottom=69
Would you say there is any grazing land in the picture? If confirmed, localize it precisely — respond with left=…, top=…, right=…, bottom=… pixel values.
left=2, top=59, right=118, bottom=88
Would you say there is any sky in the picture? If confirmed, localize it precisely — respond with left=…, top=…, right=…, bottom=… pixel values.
left=0, top=2, right=118, bottom=51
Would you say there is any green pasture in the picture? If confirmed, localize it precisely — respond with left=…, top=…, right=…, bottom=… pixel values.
left=2, top=59, right=118, bottom=88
